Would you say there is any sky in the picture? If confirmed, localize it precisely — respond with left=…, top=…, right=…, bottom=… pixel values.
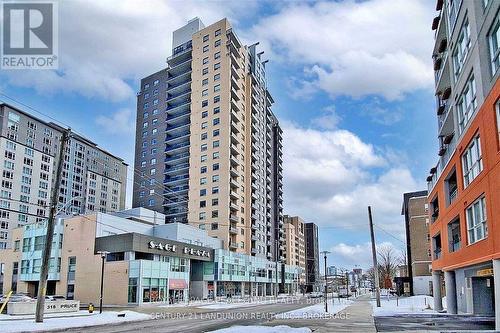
left=0, top=0, right=439, bottom=270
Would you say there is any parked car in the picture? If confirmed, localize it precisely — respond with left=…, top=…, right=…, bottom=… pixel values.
left=3, top=293, right=34, bottom=302
left=308, top=291, right=324, bottom=298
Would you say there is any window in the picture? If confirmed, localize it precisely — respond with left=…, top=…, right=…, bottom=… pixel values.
left=452, top=19, right=471, bottom=79
left=214, top=51, right=221, bottom=59
left=212, top=175, right=219, bottom=182
left=200, top=189, right=207, bottom=196
left=497, top=101, right=500, bottom=144
left=212, top=186, right=219, bottom=194
left=213, top=152, right=220, bottom=159
left=213, top=129, right=220, bottom=137
left=214, top=73, right=220, bottom=81
left=214, top=62, right=220, bottom=70
left=201, top=122, right=208, bottom=129
left=213, top=117, right=220, bottom=125
left=211, top=223, right=218, bottom=230
left=457, top=74, right=477, bottom=133
left=199, top=212, right=206, bottom=220
left=448, top=218, right=461, bottom=252
left=201, top=166, right=207, bottom=174
left=202, top=89, right=208, bottom=97
left=215, top=29, right=221, bottom=37
left=213, top=140, right=220, bottom=148
left=203, top=57, right=209, bottom=65
left=203, top=45, right=209, bottom=53
left=214, top=95, right=220, bottom=103
left=432, top=234, right=442, bottom=259
left=202, top=100, right=208, bottom=108
left=200, top=200, right=206, bottom=208
left=447, top=0, right=461, bottom=33
left=214, top=84, right=220, bottom=92
left=213, top=163, right=219, bottom=171
left=445, top=168, right=458, bottom=206
left=202, top=78, right=208, bottom=86
left=201, top=144, right=207, bottom=152
left=202, top=67, right=208, bottom=75
left=212, top=210, right=218, bottom=218
left=214, top=39, right=221, bottom=47
left=462, top=135, right=482, bottom=187
left=153, top=79, right=159, bottom=86
left=200, top=177, right=207, bottom=185
left=203, top=34, right=209, bottom=42
left=202, top=111, right=208, bottom=118
left=214, top=106, right=220, bottom=114
left=201, top=155, right=207, bottom=162
left=212, top=198, right=219, bottom=206
left=466, top=196, right=487, bottom=244
left=201, top=133, right=207, bottom=140
left=489, top=16, right=500, bottom=74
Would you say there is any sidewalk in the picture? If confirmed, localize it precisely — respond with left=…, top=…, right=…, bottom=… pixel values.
left=268, top=294, right=377, bottom=333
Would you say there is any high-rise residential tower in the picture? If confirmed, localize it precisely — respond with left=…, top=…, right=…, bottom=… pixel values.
left=0, top=103, right=128, bottom=249
left=133, top=18, right=284, bottom=260
left=425, top=0, right=500, bottom=323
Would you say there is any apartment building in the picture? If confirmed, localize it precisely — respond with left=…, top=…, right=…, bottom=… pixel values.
left=402, top=191, right=432, bottom=296
left=0, top=103, right=128, bottom=250
left=305, top=222, right=320, bottom=292
left=283, top=215, right=306, bottom=287
left=133, top=18, right=284, bottom=261
left=425, top=0, right=500, bottom=324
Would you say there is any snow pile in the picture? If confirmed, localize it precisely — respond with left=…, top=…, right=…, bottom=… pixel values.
left=0, top=310, right=150, bottom=332
left=208, top=325, right=312, bottom=333
left=372, top=295, right=448, bottom=317
left=276, top=299, right=353, bottom=319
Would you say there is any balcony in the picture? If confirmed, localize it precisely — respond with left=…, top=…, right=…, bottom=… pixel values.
left=231, top=86, right=240, bottom=102
left=167, top=89, right=191, bottom=102
left=166, top=98, right=191, bottom=114
left=166, top=122, right=190, bottom=133
left=166, top=110, right=190, bottom=125
left=230, top=201, right=238, bottom=211
left=229, top=226, right=238, bottom=234
left=164, top=152, right=190, bottom=164
left=164, top=163, right=189, bottom=175
left=230, top=190, right=238, bottom=200
left=251, top=234, right=258, bottom=241
left=164, top=174, right=189, bottom=186
left=229, top=214, right=238, bottom=223
left=229, top=242, right=238, bottom=250
left=230, top=177, right=239, bottom=189
left=165, top=141, right=190, bottom=153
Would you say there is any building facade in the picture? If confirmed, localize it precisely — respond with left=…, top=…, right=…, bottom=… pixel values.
left=305, top=222, right=319, bottom=292
left=402, top=191, right=432, bottom=296
left=0, top=208, right=299, bottom=305
left=132, top=18, right=284, bottom=261
left=283, top=215, right=306, bottom=286
left=0, top=103, right=127, bottom=250
left=425, top=0, right=500, bottom=325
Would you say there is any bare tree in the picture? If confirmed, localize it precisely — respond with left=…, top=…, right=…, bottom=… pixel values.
left=377, top=245, right=398, bottom=289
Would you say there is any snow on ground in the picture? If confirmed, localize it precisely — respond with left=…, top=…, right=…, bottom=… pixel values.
left=0, top=311, right=150, bottom=332
left=208, top=325, right=312, bottom=333
left=276, top=298, right=353, bottom=319
left=0, top=310, right=92, bottom=321
left=372, top=295, right=448, bottom=317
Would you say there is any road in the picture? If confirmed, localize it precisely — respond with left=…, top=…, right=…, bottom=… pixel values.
left=374, top=313, right=495, bottom=332
left=52, top=297, right=319, bottom=333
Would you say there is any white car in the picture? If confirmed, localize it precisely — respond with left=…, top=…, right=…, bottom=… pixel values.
left=308, top=292, right=324, bottom=298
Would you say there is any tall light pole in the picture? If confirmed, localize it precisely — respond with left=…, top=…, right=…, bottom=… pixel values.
left=97, top=251, right=110, bottom=314
left=368, top=206, right=381, bottom=307
left=320, top=250, right=330, bottom=312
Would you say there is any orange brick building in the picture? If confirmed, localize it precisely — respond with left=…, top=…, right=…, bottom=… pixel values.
left=426, top=0, right=500, bottom=327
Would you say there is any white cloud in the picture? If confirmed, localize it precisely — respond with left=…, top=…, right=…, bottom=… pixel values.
left=249, top=0, right=435, bottom=100
left=330, top=241, right=403, bottom=269
left=311, top=105, right=341, bottom=130
left=1, top=0, right=256, bottom=102
left=282, top=122, right=420, bottom=239
left=96, top=108, right=135, bottom=135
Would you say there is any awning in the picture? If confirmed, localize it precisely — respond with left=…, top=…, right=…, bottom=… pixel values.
left=169, top=279, right=188, bottom=289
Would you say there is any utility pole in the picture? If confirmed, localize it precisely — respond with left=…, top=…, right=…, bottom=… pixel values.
left=36, top=129, right=70, bottom=322
left=368, top=206, right=381, bottom=307
left=320, top=251, right=330, bottom=312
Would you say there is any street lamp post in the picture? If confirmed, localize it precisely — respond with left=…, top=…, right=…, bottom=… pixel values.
left=97, top=251, right=110, bottom=314
left=320, top=251, right=330, bottom=312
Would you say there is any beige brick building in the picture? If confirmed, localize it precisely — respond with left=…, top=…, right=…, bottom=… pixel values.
left=284, top=215, right=306, bottom=285
left=402, top=191, right=432, bottom=295
left=133, top=18, right=284, bottom=263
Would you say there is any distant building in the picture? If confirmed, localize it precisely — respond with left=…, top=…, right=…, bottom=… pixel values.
left=326, top=265, right=337, bottom=277
left=284, top=215, right=306, bottom=286
left=402, top=191, right=432, bottom=296
left=305, top=222, right=319, bottom=292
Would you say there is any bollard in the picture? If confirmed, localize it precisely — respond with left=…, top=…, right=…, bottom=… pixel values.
left=88, top=303, right=94, bottom=313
